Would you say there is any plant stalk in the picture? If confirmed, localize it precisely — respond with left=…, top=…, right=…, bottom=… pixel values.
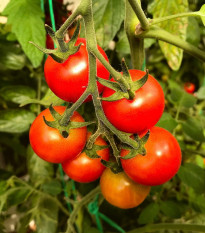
left=125, top=0, right=145, bottom=70
left=136, top=26, right=205, bottom=62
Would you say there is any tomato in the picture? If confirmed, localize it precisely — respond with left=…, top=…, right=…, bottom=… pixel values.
left=100, top=168, right=150, bottom=209
left=29, top=106, right=87, bottom=163
left=62, top=132, right=110, bottom=183
left=184, top=82, right=195, bottom=94
left=44, top=38, right=109, bottom=103
left=121, top=127, right=181, bottom=186
left=46, top=35, right=54, bottom=49
left=102, top=70, right=165, bottom=134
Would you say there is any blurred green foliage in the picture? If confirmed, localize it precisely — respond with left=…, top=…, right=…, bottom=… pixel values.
left=0, top=0, right=205, bottom=232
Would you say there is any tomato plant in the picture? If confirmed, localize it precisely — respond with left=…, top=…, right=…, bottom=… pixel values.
left=100, top=168, right=151, bottom=209
left=62, top=132, right=110, bottom=183
left=102, top=70, right=165, bottom=134
left=29, top=106, right=87, bottom=163
left=121, top=127, right=182, bottom=186
left=184, top=82, right=196, bottom=94
left=44, top=38, right=110, bottom=103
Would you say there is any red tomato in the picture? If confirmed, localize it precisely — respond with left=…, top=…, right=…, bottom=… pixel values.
left=62, top=132, right=110, bottom=183
left=184, top=82, right=195, bottom=94
left=121, top=127, right=181, bottom=186
left=44, top=38, right=109, bottom=103
left=100, top=168, right=151, bottom=209
left=29, top=106, right=87, bottom=163
left=46, top=35, right=54, bottom=49
left=102, top=70, right=165, bottom=134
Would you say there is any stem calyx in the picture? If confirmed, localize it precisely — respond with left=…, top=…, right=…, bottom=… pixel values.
left=30, top=21, right=82, bottom=63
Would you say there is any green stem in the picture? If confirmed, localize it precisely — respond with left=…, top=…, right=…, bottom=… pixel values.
left=125, top=0, right=145, bottom=70
left=126, top=223, right=205, bottom=233
left=136, top=26, right=205, bottom=62
left=127, top=0, right=149, bottom=30
left=65, top=186, right=101, bottom=233
left=150, top=11, right=201, bottom=26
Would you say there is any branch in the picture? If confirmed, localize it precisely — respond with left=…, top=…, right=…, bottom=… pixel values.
left=136, top=26, right=205, bottom=62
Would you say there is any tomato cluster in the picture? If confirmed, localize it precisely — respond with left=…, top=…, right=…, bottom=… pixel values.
left=29, top=37, right=182, bottom=210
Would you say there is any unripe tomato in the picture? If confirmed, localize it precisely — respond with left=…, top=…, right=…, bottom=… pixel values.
left=184, top=82, right=195, bottom=94
left=29, top=106, right=87, bottom=163
left=102, top=70, right=165, bottom=134
left=121, top=127, right=181, bottom=186
left=100, top=168, right=151, bottom=209
left=44, top=38, right=110, bottom=103
left=62, top=132, right=110, bottom=183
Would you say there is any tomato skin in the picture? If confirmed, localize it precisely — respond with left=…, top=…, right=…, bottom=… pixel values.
left=121, top=127, right=182, bottom=186
left=46, top=35, right=54, bottom=49
left=184, top=82, right=195, bottom=94
left=102, top=70, right=165, bottom=134
left=44, top=38, right=109, bottom=103
left=62, top=133, right=110, bottom=183
left=100, top=168, right=151, bottom=209
left=29, top=106, right=87, bottom=163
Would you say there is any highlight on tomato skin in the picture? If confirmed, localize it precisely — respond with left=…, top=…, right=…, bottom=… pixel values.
left=29, top=106, right=87, bottom=164
left=100, top=168, right=151, bottom=209
left=121, top=126, right=182, bottom=186
left=102, top=70, right=165, bottom=134
left=62, top=132, right=110, bottom=183
left=44, top=38, right=110, bottom=103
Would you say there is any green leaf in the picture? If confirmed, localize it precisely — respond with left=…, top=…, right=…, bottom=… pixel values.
left=0, top=85, right=36, bottom=104
left=27, top=145, right=54, bottom=185
left=186, top=17, right=200, bottom=46
left=3, top=0, right=46, bottom=67
left=196, top=86, right=205, bottom=99
left=138, top=202, right=159, bottom=224
left=160, top=201, right=181, bottom=218
left=150, top=0, right=188, bottom=70
left=0, top=109, right=35, bottom=133
left=35, top=198, right=58, bottom=233
left=20, top=89, right=65, bottom=107
left=42, top=180, right=62, bottom=196
left=156, top=112, right=178, bottom=132
left=198, top=4, right=205, bottom=26
left=182, top=117, right=205, bottom=142
left=169, top=86, right=197, bottom=108
left=0, top=42, right=26, bottom=70
left=6, top=187, right=31, bottom=207
left=93, top=0, right=125, bottom=49
left=177, top=163, right=205, bottom=194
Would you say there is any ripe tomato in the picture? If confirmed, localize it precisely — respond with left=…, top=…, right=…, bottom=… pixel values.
left=29, top=106, right=87, bottom=163
left=62, top=132, right=110, bottom=183
left=46, top=35, right=54, bottom=49
left=121, top=127, right=181, bottom=186
left=44, top=38, right=109, bottom=103
left=100, top=168, right=151, bottom=209
left=102, top=70, right=165, bottom=134
left=184, top=82, right=195, bottom=94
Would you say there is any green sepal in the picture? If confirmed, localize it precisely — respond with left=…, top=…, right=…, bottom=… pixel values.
left=43, top=116, right=59, bottom=129
left=84, top=145, right=108, bottom=159
left=121, top=130, right=150, bottom=160
left=120, top=149, right=139, bottom=160
left=132, top=70, right=149, bottom=91
left=100, top=160, right=123, bottom=174
left=30, top=20, right=82, bottom=63
left=49, top=104, right=62, bottom=120
left=101, top=91, right=129, bottom=102
left=68, top=121, right=95, bottom=129
left=97, top=77, right=122, bottom=92
left=121, top=58, right=132, bottom=84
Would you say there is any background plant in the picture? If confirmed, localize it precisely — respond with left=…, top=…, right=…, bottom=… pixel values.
left=0, top=0, right=205, bottom=232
